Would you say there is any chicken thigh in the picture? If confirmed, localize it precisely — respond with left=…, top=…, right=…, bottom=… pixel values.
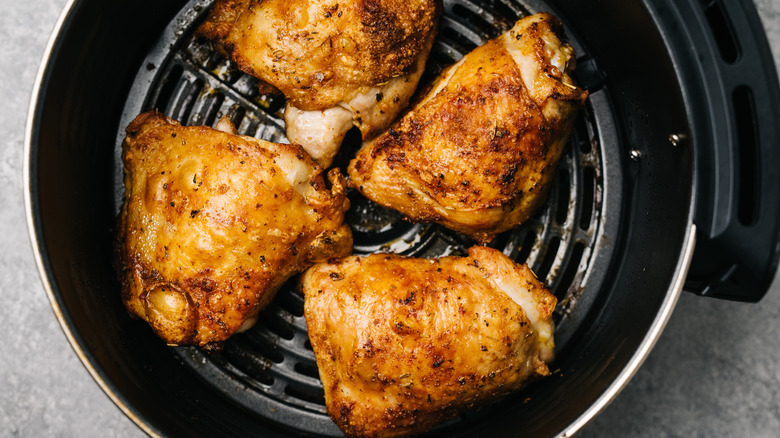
left=196, top=0, right=440, bottom=167
left=348, top=13, right=588, bottom=243
left=116, top=111, right=352, bottom=347
left=301, top=246, right=556, bottom=437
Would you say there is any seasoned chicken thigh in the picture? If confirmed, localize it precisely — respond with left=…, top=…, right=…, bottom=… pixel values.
left=348, top=13, right=588, bottom=243
left=116, top=111, right=352, bottom=347
left=196, top=0, right=440, bottom=167
left=301, top=246, right=556, bottom=437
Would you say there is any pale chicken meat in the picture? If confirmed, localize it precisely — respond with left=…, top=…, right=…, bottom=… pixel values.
left=301, top=246, right=556, bottom=437
left=115, top=111, right=352, bottom=347
left=348, top=13, right=588, bottom=243
left=196, top=0, right=440, bottom=167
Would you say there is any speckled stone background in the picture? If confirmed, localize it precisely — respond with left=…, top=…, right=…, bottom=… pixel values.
left=2, top=0, right=778, bottom=437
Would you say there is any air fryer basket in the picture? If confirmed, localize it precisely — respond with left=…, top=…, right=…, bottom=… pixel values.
left=25, top=0, right=779, bottom=436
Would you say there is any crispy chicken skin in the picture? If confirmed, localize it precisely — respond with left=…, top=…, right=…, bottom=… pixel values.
left=196, top=0, right=440, bottom=167
left=301, top=246, right=556, bottom=437
left=116, top=111, right=352, bottom=347
left=348, top=13, right=588, bottom=243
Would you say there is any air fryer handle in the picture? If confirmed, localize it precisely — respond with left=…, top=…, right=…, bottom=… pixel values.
left=679, top=0, right=780, bottom=302
left=684, top=100, right=780, bottom=302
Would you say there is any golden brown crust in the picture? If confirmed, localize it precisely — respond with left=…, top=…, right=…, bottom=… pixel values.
left=301, top=247, right=556, bottom=437
left=116, top=111, right=352, bottom=347
left=195, top=0, right=441, bottom=110
left=348, top=13, right=588, bottom=243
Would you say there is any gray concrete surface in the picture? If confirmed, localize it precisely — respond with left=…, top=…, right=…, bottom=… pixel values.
left=1, top=0, right=778, bottom=436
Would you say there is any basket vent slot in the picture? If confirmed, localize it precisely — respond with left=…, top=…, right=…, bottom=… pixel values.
left=294, top=361, right=321, bottom=380
left=197, top=91, right=225, bottom=127
left=285, top=384, right=325, bottom=405
left=700, top=0, right=740, bottom=63
left=733, top=86, right=759, bottom=226
left=536, top=235, right=560, bottom=282
left=275, top=286, right=305, bottom=317
left=555, top=169, right=571, bottom=225
left=154, top=64, right=183, bottom=111
left=516, top=229, right=536, bottom=265
left=555, top=241, right=585, bottom=300
left=451, top=3, right=502, bottom=38
left=227, top=105, right=247, bottom=129
left=258, top=309, right=296, bottom=341
left=239, top=332, right=285, bottom=365
left=440, top=25, right=480, bottom=53
left=575, top=110, right=593, bottom=154
left=222, top=340, right=276, bottom=385
left=579, top=166, right=596, bottom=230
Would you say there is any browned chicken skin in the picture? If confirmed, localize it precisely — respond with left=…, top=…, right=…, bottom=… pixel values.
left=116, top=111, right=352, bottom=347
left=348, top=13, right=588, bottom=243
left=196, top=0, right=440, bottom=167
left=301, top=246, right=556, bottom=437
